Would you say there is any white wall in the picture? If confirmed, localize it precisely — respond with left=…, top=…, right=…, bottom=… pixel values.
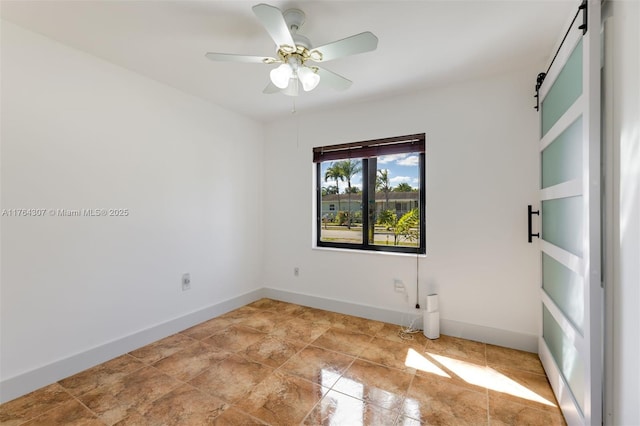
left=0, top=21, right=264, bottom=396
left=609, top=0, right=640, bottom=423
left=263, top=67, right=541, bottom=349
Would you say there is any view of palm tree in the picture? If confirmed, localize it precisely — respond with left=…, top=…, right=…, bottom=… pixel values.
left=338, top=160, right=362, bottom=229
left=324, top=164, right=344, bottom=212
left=376, top=169, right=392, bottom=209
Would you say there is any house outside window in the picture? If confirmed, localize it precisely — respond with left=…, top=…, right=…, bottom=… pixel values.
left=314, top=133, right=425, bottom=254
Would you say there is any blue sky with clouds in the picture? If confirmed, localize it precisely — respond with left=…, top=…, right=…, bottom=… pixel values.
left=320, top=153, right=420, bottom=193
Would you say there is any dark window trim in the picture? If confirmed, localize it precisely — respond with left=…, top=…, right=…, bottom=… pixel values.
left=312, top=133, right=425, bottom=163
left=315, top=134, right=426, bottom=255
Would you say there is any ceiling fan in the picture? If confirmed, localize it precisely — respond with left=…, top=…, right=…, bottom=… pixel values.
left=205, top=3, right=378, bottom=96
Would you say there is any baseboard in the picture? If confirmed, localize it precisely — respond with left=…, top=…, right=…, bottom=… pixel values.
left=0, top=288, right=266, bottom=404
left=263, top=287, right=538, bottom=352
left=262, top=287, right=424, bottom=326
left=439, top=318, right=537, bottom=352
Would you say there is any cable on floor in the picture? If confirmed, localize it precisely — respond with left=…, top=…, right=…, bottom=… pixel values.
left=397, top=315, right=421, bottom=340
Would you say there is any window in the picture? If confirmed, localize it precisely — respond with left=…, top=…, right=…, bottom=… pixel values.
left=314, top=133, right=425, bottom=254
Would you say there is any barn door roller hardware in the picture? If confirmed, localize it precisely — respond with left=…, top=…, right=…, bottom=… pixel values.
left=534, top=0, right=588, bottom=110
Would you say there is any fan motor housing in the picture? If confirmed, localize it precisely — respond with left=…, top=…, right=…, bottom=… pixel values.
left=283, top=8, right=305, bottom=31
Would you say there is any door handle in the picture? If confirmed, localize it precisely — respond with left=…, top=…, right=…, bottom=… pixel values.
left=528, top=205, right=540, bottom=243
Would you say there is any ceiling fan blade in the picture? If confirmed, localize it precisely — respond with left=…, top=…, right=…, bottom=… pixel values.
left=317, top=67, right=352, bottom=91
left=311, top=32, right=378, bottom=62
left=205, top=52, right=276, bottom=64
left=252, top=3, right=295, bottom=49
left=263, top=81, right=281, bottom=94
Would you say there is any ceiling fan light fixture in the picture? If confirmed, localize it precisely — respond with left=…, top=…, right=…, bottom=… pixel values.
left=282, top=77, right=299, bottom=97
left=298, top=66, right=320, bottom=92
left=270, top=63, right=293, bottom=89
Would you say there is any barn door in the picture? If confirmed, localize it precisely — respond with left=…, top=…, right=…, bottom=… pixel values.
left=536, top=1, right=602, bottom=425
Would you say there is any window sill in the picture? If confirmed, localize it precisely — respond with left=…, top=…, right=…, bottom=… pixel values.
left=312, top=245, right=427, bottom=258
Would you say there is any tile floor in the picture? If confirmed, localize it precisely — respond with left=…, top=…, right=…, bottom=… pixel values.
left=0, top=299, right=566, bottom=425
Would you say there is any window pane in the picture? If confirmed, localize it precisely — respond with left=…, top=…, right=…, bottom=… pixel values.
left=542, top=253, right=584, bottom=332
left=542, top=196, right=583, bottom=257
left=319, top=159, right=364, bottom=244
left=541, top=39, right=583, bottom=137
left=541, top=116, right=583, bottom=188
left=369, top=154, right=421, bottom=249
left=543, top=305, right=585, bottom=410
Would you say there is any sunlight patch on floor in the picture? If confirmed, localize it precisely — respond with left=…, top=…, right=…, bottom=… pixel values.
left=404, top=348, right=450, bottom=378
left=427, top=352, right=556, bottom=407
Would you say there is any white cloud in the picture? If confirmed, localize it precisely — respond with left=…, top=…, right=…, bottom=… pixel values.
left=398, top=155, right=419, bottom=166
left=378, top=154, right=408, bottom=164
left=390, top=176, right=412, bottom=185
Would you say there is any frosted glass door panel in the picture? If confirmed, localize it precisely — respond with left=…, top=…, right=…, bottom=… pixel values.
left=543, top=306, right=585, bottom=411
left=537, top=3, right=601, bottom=424
left=542, top=116, right=583, bottom=188
left=541, top=39, right=583, bottom=136
left=542, top=253, right=584, bottom=331
left=542, top=196, right=583, bottom=256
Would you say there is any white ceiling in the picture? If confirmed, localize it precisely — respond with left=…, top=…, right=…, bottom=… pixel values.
left=1, top=0, right=574, bottom=123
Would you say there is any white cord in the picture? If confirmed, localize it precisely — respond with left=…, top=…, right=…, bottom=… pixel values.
left=397, top=311, right=422, bottom=340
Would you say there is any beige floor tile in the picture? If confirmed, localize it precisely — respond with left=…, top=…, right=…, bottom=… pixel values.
left=312, top=327, right=374, bottom=356
left=298, top=307, right=346, bottom=327
left=414, top=350, right=494, bottom=393
left=180, top=317, right=233, bottom=340
left=111, top=408, right=149, bottom=425
left=188, top=354, right=273, bottom=403
left=280, top=345, right=355, bottom=387
left=247, top=298, right=307, bottom=316
left=424, top=334, right=487, bottom=364
left=20, top=399, right=103, bottom=426
left=332, top=359, right=413, bottom=413
left=0, top=383, right=73, bottom=426
left=395, top=415, right=422, bottom=425
left=359, top=336, right=425, bottom=372
left=235, top=371, right=327, bottom=425
left=58, top=354, right=145, bottom=397
left=489, top=394, right=566, bottom=426
left=203, top=325, right=266, bottom=353
left=303, top=389, right=400, bottom=425
left=331, top=314, right=386, bottom=336
left=128, top=333, right=196, bottom=364
left=234, top=309, right=283, bottom=333
left=241, top=335, right=305, bottom=368
left=376, top=322, right=429, bottom=347
left=218, top=306, right=260, bottom=323
left=139, top=383, right=229, bottom=425
left=406, top=374, right=489, bottom=425
left=488, top=366, right=560, bottom=413
left=152, top=341, right=231, bottom=382
left=269, top=316, right=331, bottom=344
left=76, top=383, right=135, bottom=425
left=486, top=344, right=545, bottom=375
left=211, top=408, right=268, bottom=425
left=93, top=366, right=181, bottom=413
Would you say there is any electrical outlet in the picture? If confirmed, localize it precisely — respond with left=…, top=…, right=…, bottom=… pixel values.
left=394, top=279, right=405, bottom=292
left=294, top=267, right=299, bottom=277
left=182, top=273, right=191, bottom=291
